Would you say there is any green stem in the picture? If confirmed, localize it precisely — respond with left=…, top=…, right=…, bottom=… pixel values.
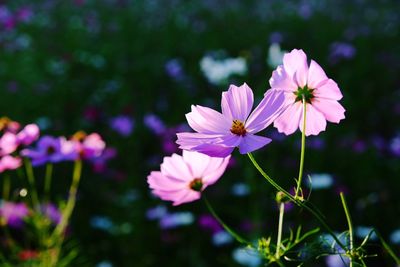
left=247, top=153, right=347, bottom=251
left=2, top=174, right=10, bottom=200
left=276, top=202, right=285, bottom=259
left=295, top=97, right=307, bottom=199
left=374, top=229, right=400, bottom=265
left=44, top=163, right=53, bottom=202
left=203, top=197, right=251, bottom=246
left=340, top=192, right=354, bottom=266
left=24, top=159, right=39, bottom=210
left=49, top=160, right=82, bottom=266
left=53, top=160, right=82, bottom=238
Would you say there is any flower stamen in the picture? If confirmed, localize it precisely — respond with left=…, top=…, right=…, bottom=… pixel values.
left=230, top=120, right=247, bottom=136
left=189, top=178, right=203, bottom=192
left=294, top=85, right=314, bottom=103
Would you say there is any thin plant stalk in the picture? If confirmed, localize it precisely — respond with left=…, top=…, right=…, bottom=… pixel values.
left=44, top=163, right=53, bottom=202
left=2, top=174, right=10, bottom=200
left=276, top=202, right=285, bottom=259
left=340, top=192, right=354, bottom=266
left=49, top=160, right=83, bottom=266
left=53, top=160, right=82, bottom=237
left=247, top=152, right=347, bottom=251
left=204, top=197, right=251, bottom=246
left=295, top=96, right=307, bottom=199
left=24, top=159, right=40, bottom=210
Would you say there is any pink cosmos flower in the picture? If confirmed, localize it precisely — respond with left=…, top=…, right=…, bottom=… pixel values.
left=147, top=151, right=230, bottom=206
left=0, top=155, right=21, bottom=172
left=0, top=132, right=18, bottom=155
left=176, top=83, right=285, bottom=157
left=17, top=124, right=40, bottom=145
left=269, top=49, right=345, bottom=136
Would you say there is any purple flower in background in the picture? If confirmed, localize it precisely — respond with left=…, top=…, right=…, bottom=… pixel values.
left=144, top=114, right=166, bottom=135
left=109, top=115, right=134, bottom=137
left=21, top=136, right=69, bottom=166
left=0, top=201, right=29, bottom=228
left=159, top=212, right=194, bottom=229
left=389, top=136, right=400, bottom=156
left=41, top=203, right=61, bottom=224
left=146, top=205, right=168, bottom=220
left=16, top=7, right=33, bottom=23
left=165, top=59, right=184, bottom=80
left=269, top=31, right=283, bottom=44
left=329, top=42, right=356, bottom=64
left=177, top=83, right=285, bottom=157
left=198, top=214, right=223, bottom=234
left=91, top=147, right=117, bottom=173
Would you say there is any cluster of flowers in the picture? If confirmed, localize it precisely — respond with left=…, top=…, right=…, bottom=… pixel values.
left=22, top=131, right=105, bottom=166
left=0, top=118, right=108, bottom=228
left=148, top=49, right=345, bottom=205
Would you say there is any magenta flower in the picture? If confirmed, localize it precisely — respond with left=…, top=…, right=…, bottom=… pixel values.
left=0, top=155, right=21, bottom=173
left=147, top=151, right=230, bottom=206
left=269, top=49, right=345, bottom=136
left=176, top=83, right=285, bottom=157
left=17, top=124, right=40, bottom=145
left=0, top=132, right=18, bottom=155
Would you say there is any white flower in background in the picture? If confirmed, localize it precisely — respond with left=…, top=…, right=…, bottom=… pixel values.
left=200, top=55, right=247, bottom=85
left=355, top=226, right=377, bottom=241
left=212, top=231, right=233, bottom=246
left=307, top=173, right=334, bottom=190
left=390, top=229, right=400, bottom=244
left=232, top=247, right=262, bottom=267
left=267, top=43, right=286, bottom=69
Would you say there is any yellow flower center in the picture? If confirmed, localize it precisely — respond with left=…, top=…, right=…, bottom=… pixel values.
left=230, top=120, right=247, bottom=136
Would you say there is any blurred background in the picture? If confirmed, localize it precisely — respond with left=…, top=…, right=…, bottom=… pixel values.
left=0, top=0, right=399, bottom=266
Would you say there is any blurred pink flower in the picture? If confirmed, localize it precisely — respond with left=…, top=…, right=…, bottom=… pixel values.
left=147, top=151, right=230, bottom=206
left=0, top=132, right=18, bottom=155
left=17, top=123, right=40, bottom=145
left=269, top=49, right=345, bottom=136
left=176, top=83, right=285, bottom=157
left=0, top=155, right=21, bottom=172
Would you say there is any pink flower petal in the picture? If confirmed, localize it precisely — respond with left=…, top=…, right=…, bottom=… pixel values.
left=160, top=154, right=193, bottom=182
left=299, top=104, right=327, bottom=136
left=314, top=79, right=343, bottom=101
left=307, top=60, right=328, bottom=89
left=147, top=171, right=187, bottom=191
left=188, top=143, right=235, bottom=158
left=269, top=65, right=297, bottom=92
left=245, top=89, right=286, bottom=133
left=186, top=105, right=231, bottom=134
left=238, top=134, right=272, bottom=154
left=176, top=132, right=239, bottom=158
left=153, top=189, right=191, bottom=204
left=202, top=155, right=230, bottom=185
left=274, top=102, right=303, bottom=135
left=221, top=83, right=254, bottom=122
left=312, top=98, right=345, bottom=123
left=176, top=132, right=224, bottom=150
left=283, top=49, right=309, bottom=87
left=182, top=150, right=210, bottom=178
left=172, top=191, right=201, bottom=206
